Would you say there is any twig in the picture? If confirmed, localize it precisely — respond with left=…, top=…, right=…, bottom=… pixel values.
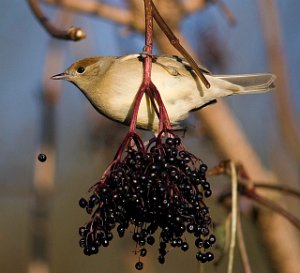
left=237, top=216, right=253, bottom=273
left=227, top=161, right=238, bottom=273
left=151, top=1, right=210, bottom=88
left=242, top=186, right=300, bottom=230
left=27, top=0, right=86, bottom=41
left=218, top=183, right=300, bottom=231
left=42, top=0, right=132, bottom=26
left=253, top=183, right=300, bottom=199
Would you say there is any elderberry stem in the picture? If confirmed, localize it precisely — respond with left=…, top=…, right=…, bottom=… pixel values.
left=113, top=132, right=146, bottom=162
left=128, top=0, right=154, bottom=133
left=149, top=82, right=172, bottom=132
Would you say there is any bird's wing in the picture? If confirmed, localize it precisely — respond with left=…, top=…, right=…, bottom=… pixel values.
left=155, top=55, right=211, bottom=75
left=116, top=54, right=211, bottom=77
left=116, top=54, right=140, bottom=62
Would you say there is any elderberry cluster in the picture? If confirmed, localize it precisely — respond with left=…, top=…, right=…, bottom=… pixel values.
left=78, top=135, right=215, bottom=269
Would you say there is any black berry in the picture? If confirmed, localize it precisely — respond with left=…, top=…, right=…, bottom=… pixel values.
left=38, top=153, right=47, bottom=162
left=135, top=262, right=144, bottom=270
left=78, top=133, right=215, bottom=269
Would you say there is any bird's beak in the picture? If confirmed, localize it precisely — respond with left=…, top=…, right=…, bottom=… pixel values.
left=51, top=72, right=70, bottom=80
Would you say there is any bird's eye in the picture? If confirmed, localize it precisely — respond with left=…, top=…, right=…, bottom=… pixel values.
left=77, top=66, right=85, bottom=73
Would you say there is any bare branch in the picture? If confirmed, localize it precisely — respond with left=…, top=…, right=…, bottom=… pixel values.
left=27, top=0, right=86, bottom=41
left=241, top=185, right=300, bottom=230
left=253, top=183, right=300, bottom=199
left=42, top=0, right=132, bottom=26
left=151, top=1, right=210, bottom=88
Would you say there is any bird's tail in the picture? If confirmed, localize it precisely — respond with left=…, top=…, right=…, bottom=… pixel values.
left=215, top=73, right=276, bottom=94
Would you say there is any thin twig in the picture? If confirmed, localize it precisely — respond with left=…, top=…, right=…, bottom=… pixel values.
left=237, top=216, right=253, bottom=273
left=151, top=1, right=210, bottom=88
left=227, top=161, right=238, bottom=273
left=27, top=0, right=86, bottom=41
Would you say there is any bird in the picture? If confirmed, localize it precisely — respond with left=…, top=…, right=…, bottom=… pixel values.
left=52, top=54, right=275, bottom=132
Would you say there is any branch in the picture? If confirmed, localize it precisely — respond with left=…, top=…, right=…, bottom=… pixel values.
left=42, top=0, right=132, bottom=26
left=218, top=175, right=300, bottom=231
left=151, top=1, right=210, bottom=88
left=241, top=185, right=300, bottom=230
left=253, top=183, right=300, bottom=199
left=27, top=0, right=86, bottom=41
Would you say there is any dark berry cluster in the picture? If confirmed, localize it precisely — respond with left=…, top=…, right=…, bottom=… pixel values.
left=78, top=134, right=215, bottom=269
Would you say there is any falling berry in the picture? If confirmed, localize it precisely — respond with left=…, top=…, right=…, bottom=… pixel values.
left=38, top=153, right=47, bottom=162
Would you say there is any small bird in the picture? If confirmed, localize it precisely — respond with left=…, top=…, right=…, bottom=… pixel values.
left=52, top=54, right=275, bottom=132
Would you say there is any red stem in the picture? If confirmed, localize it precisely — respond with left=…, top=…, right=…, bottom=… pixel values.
left=149, top=82, right=172, bottom=132
left=128, top=0, right=153, bottom=133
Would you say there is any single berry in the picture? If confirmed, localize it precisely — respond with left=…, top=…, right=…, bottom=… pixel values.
left=117, top=225, right=125, bottom=237
left=209, top=234, right=216, bottom=245
left=83, top=248, right=91, bottom=256
left=199, top=164, right=208, bottom=173
left=79, top=238, right=86, bottom=248
left=158, top=255, right=165, bottom=264
left=79, top=198, right=88, bottom=208
left=38, top=153, right=47, bottom=162
left=135, top=261, right=144, bottom=270
left=187, top=223, right=195, bottom=233
left=196, top=252, right=207, bottom=263
left=78, top=226, right=86, bottom=236
left=206, top=252, right=214, bottom=261
left=140, top=248, right=147, bottom=257
left=195, top=238, right=203, bottom=248
left=204, top=189, right=212, bottom=198
left=90, top=244, right=99, bottom=254
left=147, top=236, right=155, bottom=245
left=203, top=240, right=211, bottom=249
left=181, top=242, right=189, bottom=251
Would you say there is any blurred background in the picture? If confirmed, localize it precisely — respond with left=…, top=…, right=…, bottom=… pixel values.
left=0, top=1, right=299, bottom=273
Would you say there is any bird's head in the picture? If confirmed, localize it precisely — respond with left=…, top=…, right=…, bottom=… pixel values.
left=51, top=56, right=114, bottom=94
